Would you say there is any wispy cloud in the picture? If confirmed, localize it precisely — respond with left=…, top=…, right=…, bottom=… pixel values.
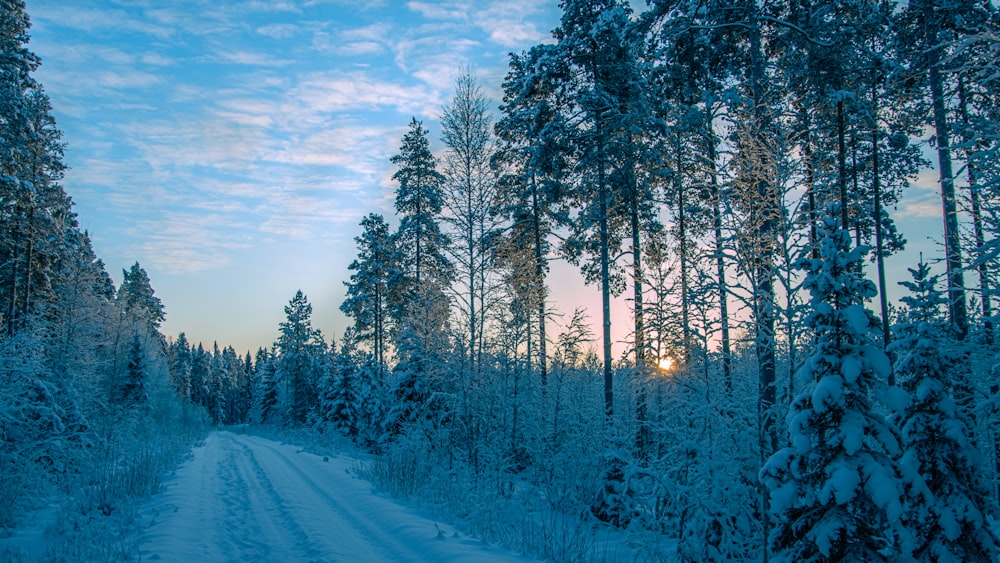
left=136, top=212, right=255, bottom=274
left=98, top=69, right=164, bottom=88
left=407, top=1, right=469, bottom=21
left=256, top=23, right=300, bottom=39
left=289, top=70, right=444, bottom=117
left=474, top=0, right=552, bottom=47
left=208, top=49, right=295, bottom=67
left=141, top=52, right=176, bottom=66
left=29, top=3, right=177, bottom=38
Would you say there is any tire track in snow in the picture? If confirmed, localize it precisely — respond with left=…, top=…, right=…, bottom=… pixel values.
left=239, top=436, right=428, bottom=562
left=141, top=432, right=531, bottom=563
left=214, top=434, right=285, bottom=561
left=226, top=435, right=327, bottom=562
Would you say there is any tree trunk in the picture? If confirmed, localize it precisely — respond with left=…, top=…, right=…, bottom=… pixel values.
left=923, top=0, right=968, bottom=340
left=531, top=180, right=548, bottom=388
left=676, top=133, right=691, bottom=364
left=629, top=158, right=650, bottom=457
left=630, top=166, right=645, bottom=369
left=748, top=11, right=777, bottom=559
left=749, top=3, right=777, bottom=458
left=802, top=110, right=819, bottom=261
left=706, top=103, right=732, bottom=391
left=958, top=77, right=992, bottom=344
left=837, top=100, right=850, bottom=231
left=871, top=80, right=892, bottom=362
left=598, top=119, right=614, bottom=422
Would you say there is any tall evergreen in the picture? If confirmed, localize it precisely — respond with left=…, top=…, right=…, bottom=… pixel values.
left=894, top=0, right=993, bottom=340
left=550, top=0, right=642, bottom=420
left=341, top=213, right=392, bottom=376
left=276, top=290, right=325, bottom=425
left=118, top=262, right=165, bottom=332
left=494, top=43, right=567, bottom=388
left=117, top=334, right=146, bottom=406
left=390, top=118, right=451, bottom=294
left=1, top=0, right=72, bottom=335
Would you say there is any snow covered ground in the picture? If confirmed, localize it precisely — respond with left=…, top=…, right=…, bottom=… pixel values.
left=138, top=431, right=533, bottom=562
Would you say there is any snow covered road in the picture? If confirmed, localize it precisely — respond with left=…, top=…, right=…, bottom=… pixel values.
left=139, top=431, right=530, bottom=562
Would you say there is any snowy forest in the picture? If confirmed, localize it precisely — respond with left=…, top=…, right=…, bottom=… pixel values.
left=4, top=0, right=1000, bottom=560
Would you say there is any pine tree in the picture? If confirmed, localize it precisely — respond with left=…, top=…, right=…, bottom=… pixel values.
left=494, top=42, right=567, bottom=388
left=167, top=332, right=192, bottom=400
left=189, top=343, right=211, bottom=412
left=390, top=118, right=451, bottom=296
left=387, top=283, right=452, bottom=435
left=894, top=0, right=993, bottom=341
left=761, top=207, right=907, bottom=561
left=118, top=262, right=165, bottom=332
left=253, top=346, right=279, bottom=424
left=890, top=260, right=999, bottom=561
left=550, top=0, right=643, bottom=420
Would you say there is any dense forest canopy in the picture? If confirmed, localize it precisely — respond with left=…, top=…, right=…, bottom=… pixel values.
left=3, top=0, right=1000, bottom=560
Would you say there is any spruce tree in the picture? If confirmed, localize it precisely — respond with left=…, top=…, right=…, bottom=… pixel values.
left=253, top=346, right=279, bottom=425
left=117, top=334, right=146, bottom=406
left=891, top=261, right=999, bottom=561
left=316, top=329, right=362, bottom=437
left=276, top=290, right=324, bottom=425
left=761, top=207, right=907, bottom=561
left=1, top=0, right=72, bottom=335
left=341, top=213, right=392, bottom=376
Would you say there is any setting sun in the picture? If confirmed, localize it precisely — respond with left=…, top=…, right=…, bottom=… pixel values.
left=658, top=357, right=673, bottom=371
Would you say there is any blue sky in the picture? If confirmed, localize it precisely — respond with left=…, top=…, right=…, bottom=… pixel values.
left=24, top=0, right=949, bottom=355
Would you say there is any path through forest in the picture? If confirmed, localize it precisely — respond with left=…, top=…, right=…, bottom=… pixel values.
left=139, top=431, right=530, bottom=562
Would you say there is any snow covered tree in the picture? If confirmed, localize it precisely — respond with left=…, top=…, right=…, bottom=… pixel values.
left=275, top=290, right=326, bottom=425
left=118, top=262, right=165, bottom=332
left=316, top=329, right=362, bottom=437
left=494, top=42, right=568, bottom=387
left=386, top=283, right=453, bottom=435
left=440, top=70, right=502, bottom=372
left=389, top=118, right=451, bottom=303
left=893, top=0, right=993, bottom=341
left=550, top=0, right=644, bottom=419
left=890, top=260, right=998, bottom=561
left=252, top=346, right=279, bottom=425
left=761, top=207, right=907, bottom=561
left=188, top=343, right=211, bottom=412
left=114, top=334, right=147, bottom=406
left=341, top=213, right=392, bottom=376
left=167, top=332, right=193, bottom=401
left=0, top=327, right=88, bottom=523
left=1, top=0, right=72, bottom=336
